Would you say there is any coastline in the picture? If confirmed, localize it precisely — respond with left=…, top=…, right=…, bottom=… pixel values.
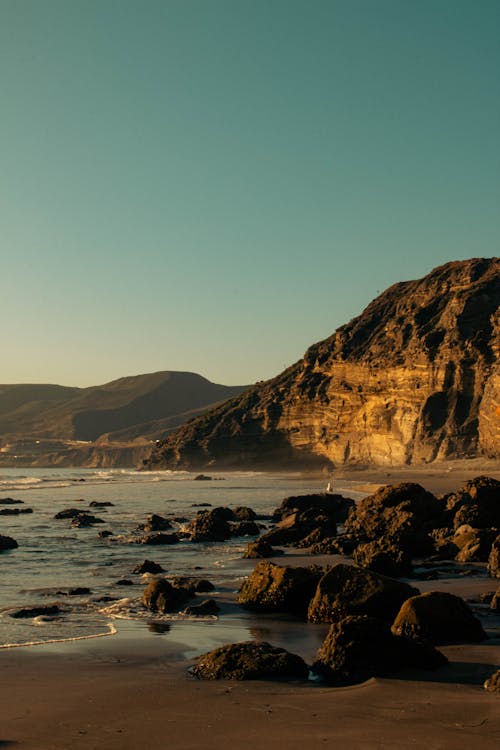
left=1, top=464, right=500, bottom=749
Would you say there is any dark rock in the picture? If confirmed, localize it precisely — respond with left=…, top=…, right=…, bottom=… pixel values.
left=141, top=514, right=173, bottom=533
left=94, top=596, right=117, bottom=603
left=259, top=507, right=339, bottom=548
left=133, top=560, right=165, bottom=574
left=0, top=535, right=18, bottom=551
left=142, top=578, right=192, bottom=613
left=453, top=527, right=497, bottom=562
left=54, top=508, right=83, bottom=519
left=345, top=483, right=444, bottom=557
left=313, top=615, right=447, bottom=685
left=167, top=576, right=214, bottom=594
left=233, top=506, right=257, bottom=521
left=238, top=560, right=324, bottom=616
left=0, top=507, right=33, bottom=515
left=273, top=493, right=355, bottom=523
left=183, top=598, right=220, bottom=615
left=136, top=532, right=180, bottom=545
left=98, top=530, right=113, bottom=539
left=187, top=508, right=233, bottom=542
left=55, top=587, right=91, bottom=596
left=307, top=563, right=418, bottom=624
left=0, top=497, right=24, bottom=504
left=484, top=669, right=500, bottom=692
left=192, top=641, right=309, bottom=681
left=229, top=520, right=260, bottom=537
left=191, top=503, right=212, bottom=507
left=490, top=588, right=500, bottom=612
left=116, top=579, right=134, bottom=586
left=194, top=474, right=212, bottom=480
left=71, top=513, right=105, bottom=527
left=446, top=476, right=500, bottom=530
left=391, top=591, right=487, bottom=644
left=89, top=501, right=115, bottom=507
left=244, top=539, right=283, bottom=559
left=353, top=539, right=412, bottom=577
left=310, top=535, right=358, bottom=556
left=10, top=605, right=61, bottom=619
left=487, top=535, right=500, bottom=577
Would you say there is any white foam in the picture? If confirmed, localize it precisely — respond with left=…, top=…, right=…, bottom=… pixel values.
left=0, top=622, right=117, bottom=649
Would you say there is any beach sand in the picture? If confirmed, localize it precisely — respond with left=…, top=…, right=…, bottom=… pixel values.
left=2, top=461, right=499, bottom=749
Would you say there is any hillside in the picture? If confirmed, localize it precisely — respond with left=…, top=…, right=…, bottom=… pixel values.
left=0, top=372, right=248, bottom=466
left=145, top=258, right=500, bottom=471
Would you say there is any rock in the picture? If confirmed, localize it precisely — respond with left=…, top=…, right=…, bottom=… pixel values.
left=141, top=514, right=173, bottom=533
left=55, top=587, right=91, bottom=596
left=187, top=508, right=233, bottom=542
left=54, top=508, right=83, bottom=519
left=142, top=579, right=193, bottom=613
left=238, top=560, right=324, bottom=616
left=194, top=474, right=212, bottom=480
left=0, top=497, right=24, bottom=504
left=353, top=539, right=412, bottom=577
left=136, top=533, right=179, bottom=545
left=310, top=535, right=358, bottom=555
left=10, top=605, right=61, bottom=619
left=273, top=494, right=355, bottom=523
left=71, top=513, right=105, bottom=527
left=191, top=503, right=212, bottom=507
left=313, top=615, right=447, bottom=685
left=116, top=579, right=134, bottom=586
left=244, top=539, right=283, bottom=559
left=453, top=528, right=497, bottom=562
left=89, top=501, right=115, bottom=507
left=307, top=563, right=419, bottom=624
left=391, top=591, right=487, bottom=644
left=345, top=483, right=444, bottom=557
left=193, top=579, right=215, bottom=593
left=490, top=588, right=500, bottom=612
left=447, top=476, right=500, bottom=529
left=183, top=599, right=220, bottom=616
left=487, top=535, right=500, bottom=577
left=260, top=507, right=339, bottom=548
left=133, top=560, right=165, bottom=574
left=98, top=530, right=113, bottom=538
left=0, top=535, right=18, bottom=551
left=0, top=507, right=33, bottom=515
left=484, top=669, right=500, bottom=692
left=229, top=520, right=260, bottom=537
left=167, top=576, right=215, bottom=594
left=192, top=641, right=309, bottom=680
left=233, top=506, right=257, bottom=521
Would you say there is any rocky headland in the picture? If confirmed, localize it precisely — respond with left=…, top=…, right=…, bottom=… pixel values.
left=145, top=258, right=499, bottom=470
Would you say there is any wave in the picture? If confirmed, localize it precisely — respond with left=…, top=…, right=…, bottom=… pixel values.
left=0, top=622, right=117, bottom=649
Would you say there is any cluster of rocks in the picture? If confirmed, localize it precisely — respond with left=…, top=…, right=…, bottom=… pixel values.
left=142, top=576, right=217, bottom=616
left=192, top=559, right=489, bottom=684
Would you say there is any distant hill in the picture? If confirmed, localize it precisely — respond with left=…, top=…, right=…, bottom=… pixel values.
left=145, top=258, right=500, bottom=471
left=0, top=372, right=249, bottom=466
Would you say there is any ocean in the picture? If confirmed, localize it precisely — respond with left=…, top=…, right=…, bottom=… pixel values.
left=0, top=468, right=365, bottom=659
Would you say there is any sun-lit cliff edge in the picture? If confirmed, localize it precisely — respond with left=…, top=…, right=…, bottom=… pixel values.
left=145, top=258, right=499, bottom=471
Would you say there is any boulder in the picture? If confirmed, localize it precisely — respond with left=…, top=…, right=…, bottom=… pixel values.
left=243, top=539, right=283, bottom=559
left=183, top=599, right=220, bottom=616
left=98, top=530, right=113, bottom=539
left=10, top=605, right=61, bottom=619
left=229, top=520, right=260, bottom=537
left=141, top=514, right=173, bottom=533
left=54, top=508, right=83, bottom=519
left=307, top=563, right=418, bottom=624
left=453, top=528, right=497, bottom=562
left=233, top=506, right=257, bottom=521
left=391, top=591, right=486, bottom=644
left=116, top=579, right=134, bottom=586
left=133, top=560, right=165, bottom=574
left=0, top=507, right=33, bottom=515
left=187, top=508, right=233, bottom=542
left=0, top=535, right=18, bottom=551
left=192, top=641, right=309, bottom=681
left=272, top=493, right=355, bottom=523
left=487, top=536, right=500, bottom=578
left=484, top=669, right=500, bottom=692
left=345, top=483, right=444, bottom=557
left=259, top=507, right=338, bottom=548
left=313, top=615, right=447, bottom=685
left=445, top=476, right=500, bottom=529
left=353, top=539, right=412, bottom=578
left=310, top=535, right=357, bottom=556
left=142, top=579, right=193, bottom=613
left=238, top=560, right=324, bottom=616
left=490, top=588, right=500, bottom=612
left=0, top=497, right=24, bottom=504
left=89, top=501, right=115, bottom=507
left=168, top=576, right=215, bottom=594
left=136, top=532, right=179, bottom=545
left=71, top=513, right=105, bottom=527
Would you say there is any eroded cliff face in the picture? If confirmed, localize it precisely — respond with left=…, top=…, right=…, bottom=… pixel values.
left=146, top=258, right=499, bottom=470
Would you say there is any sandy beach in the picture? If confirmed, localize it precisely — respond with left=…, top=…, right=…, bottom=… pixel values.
left=1, top=462, right=499, bottom=749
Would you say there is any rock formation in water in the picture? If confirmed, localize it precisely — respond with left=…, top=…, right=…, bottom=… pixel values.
left=145, top=258, right=499, bottom=469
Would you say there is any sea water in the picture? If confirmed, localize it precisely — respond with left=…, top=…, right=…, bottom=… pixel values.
left=0, top=468, right=364, bottom=658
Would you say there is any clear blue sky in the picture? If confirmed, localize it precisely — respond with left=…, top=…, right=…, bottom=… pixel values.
left=1, top=0, right=499, bottom=387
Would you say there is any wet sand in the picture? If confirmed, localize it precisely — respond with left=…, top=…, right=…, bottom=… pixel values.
left=2, top=462, right=500, bottom=749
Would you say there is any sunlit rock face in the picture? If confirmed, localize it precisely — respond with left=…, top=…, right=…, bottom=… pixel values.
left=146, top=258, right=499, bottom=470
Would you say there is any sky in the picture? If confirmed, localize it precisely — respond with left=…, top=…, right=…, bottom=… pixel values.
left=1, top=0, right=499, bottom=388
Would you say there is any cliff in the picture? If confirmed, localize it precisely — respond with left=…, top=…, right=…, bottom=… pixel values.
left=145, top=258, right=499, bottom=470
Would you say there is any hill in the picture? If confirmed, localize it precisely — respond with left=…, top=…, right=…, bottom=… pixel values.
left=145, top=258, right=500, bottom=471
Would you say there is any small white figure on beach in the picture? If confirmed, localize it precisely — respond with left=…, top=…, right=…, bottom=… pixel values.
left=326, top=479, right=334, bottom=493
